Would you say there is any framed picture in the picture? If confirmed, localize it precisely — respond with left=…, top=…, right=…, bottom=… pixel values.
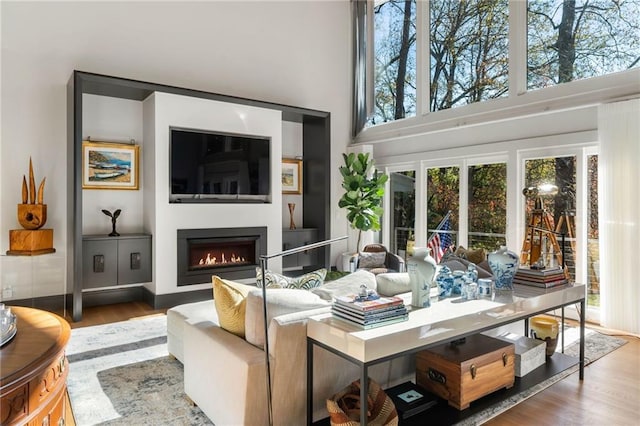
left=282, top=158, right=302, bottom=194
left=82, top=141, right=140, bottom=190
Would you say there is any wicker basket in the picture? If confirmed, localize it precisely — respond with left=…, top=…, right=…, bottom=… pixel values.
left=326, top=379, right=398, bottom=426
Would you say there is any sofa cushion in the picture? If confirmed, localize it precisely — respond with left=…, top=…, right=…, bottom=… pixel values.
left=245, top=288, right=330, bottom=349
left=357, top=252, right=386, bottom=269
left=376, top=272, right=411, bottom=296
left=212, top=275, right=254, bottom=338
left=256, top=267, right=327, bottom=290
left=311, top=269, right=377, bottom=301
left=455, top=246, right=488, bottom=265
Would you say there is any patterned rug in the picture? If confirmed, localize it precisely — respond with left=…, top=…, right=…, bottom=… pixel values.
left=66, top=315, right=626, bottom=426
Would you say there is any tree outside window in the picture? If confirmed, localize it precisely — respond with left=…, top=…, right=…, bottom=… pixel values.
left=528, top=0, right=640, bottom=89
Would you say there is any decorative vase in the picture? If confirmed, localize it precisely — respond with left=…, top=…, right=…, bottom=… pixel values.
left=407, top=247, right=437, bottom=308
left=435, top=265, right=454, bottom=298
left=530, top=316, right=559, bottom=357
left=288, top=203, right=296, bottom=230
left=488, top=246, right=518, bottom=291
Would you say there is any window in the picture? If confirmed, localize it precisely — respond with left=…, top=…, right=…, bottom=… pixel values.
left=426, top=166, right=459, bottom=246
left=354, top=0, right=639, bottom=134
left=468, top=163, right=507, bottom=249
left=390, top=170, right=416, bottom=257
left=528, top=0, right=640, bottom=90
left=430, top=0, right=509, bottom=111
left=586, top=154, right=599, bottom=307
left=523, top=156, right=577, bottom=278
left=369, top=0, right=417, bottom=126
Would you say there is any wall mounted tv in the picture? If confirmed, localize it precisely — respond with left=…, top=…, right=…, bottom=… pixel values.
left=170, top=127, right=271, bottom=203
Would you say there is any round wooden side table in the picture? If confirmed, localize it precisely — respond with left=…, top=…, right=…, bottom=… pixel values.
left=1, top=306, right=71, bottom=426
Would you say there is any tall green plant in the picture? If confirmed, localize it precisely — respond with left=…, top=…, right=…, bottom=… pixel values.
left=338, top=153, right=389, bottom=252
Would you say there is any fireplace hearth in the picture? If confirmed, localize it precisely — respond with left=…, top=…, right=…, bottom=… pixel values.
left=177, top=227, right=267, bottom=286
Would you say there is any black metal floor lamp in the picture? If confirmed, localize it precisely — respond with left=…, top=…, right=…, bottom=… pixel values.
left=259, top=235, right=347, bottom=426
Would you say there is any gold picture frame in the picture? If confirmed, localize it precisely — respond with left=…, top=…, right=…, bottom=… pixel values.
left=282, top=158, right=302, bottom=194
left=82, top=141, right=140, bottom=190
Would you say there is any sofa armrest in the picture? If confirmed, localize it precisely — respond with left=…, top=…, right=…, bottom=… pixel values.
left=184, top=320, right=268, bottom=426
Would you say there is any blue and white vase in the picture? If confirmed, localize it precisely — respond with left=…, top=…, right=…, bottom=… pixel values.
left=488, top=246, right=519, bottom=291
left=407, top=247, right=437, bottom=308
left=436, top=265, right=454, bottom=298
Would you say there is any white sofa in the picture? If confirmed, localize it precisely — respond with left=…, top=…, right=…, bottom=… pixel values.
left=167, top=270, right=414, bottom=426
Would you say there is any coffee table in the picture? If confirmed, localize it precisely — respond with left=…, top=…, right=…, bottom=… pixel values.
left=306, top=284, right=586, bottom=425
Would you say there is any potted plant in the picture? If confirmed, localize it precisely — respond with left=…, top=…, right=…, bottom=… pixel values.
left=338, top=152, right=388, bottom=253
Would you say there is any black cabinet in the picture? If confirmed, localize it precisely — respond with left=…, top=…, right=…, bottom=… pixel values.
left=82, top=234, right=152, bottom=289
left=282, top=228, right=319, bottom=269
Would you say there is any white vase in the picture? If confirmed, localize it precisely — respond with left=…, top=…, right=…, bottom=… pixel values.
left=407, top=247, right=437, bottom=308
left=488, top=246, right=519, bottom=291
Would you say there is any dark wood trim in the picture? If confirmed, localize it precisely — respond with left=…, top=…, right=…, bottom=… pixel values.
left=82, top=287, right=144, bottom=308
left=68, top=70, right=332, bottom=320
left=143, top=287, right=213, bottom=310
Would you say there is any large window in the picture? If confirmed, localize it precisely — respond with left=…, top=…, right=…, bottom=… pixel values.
left=390, top=170, right=416, bottom=257
left=426, top=166, right=459, bottom=247
left=369, top=0, right=417, bottom=126
left=468, top=163, right=507, bottom=250
left=528, top=0, right=640, bottom=89
left=523, top=156, right=577, bottom=278
left=430, top=0, right=509, bottom=111
left=357, top=0, right=639, bottom=132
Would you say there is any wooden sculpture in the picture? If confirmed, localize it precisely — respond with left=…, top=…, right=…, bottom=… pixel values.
left=7, top=158, right=55, bottom=255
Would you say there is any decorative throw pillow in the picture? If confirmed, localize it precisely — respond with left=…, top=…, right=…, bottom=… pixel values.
left=244, top=288, right=331, bottom=349
left=455, top=246, right=487, bottom=265
left=255, top=268, right=327, bottom=290
left=212, top=275, right=254, bottom=338
left=357, top=252, right=387, bottom=269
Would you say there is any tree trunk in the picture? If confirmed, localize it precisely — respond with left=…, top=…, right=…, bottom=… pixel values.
left=394, top=0, right=412, bottom=119
left=557, top=0, right=576, bottom=83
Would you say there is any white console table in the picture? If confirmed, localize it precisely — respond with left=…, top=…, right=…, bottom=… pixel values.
left=306, top=283, right=586, bottom=425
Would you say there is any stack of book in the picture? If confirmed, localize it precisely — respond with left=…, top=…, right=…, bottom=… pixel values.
left=513, top=266, right=568, bottom=288
left=332, top=293, right=408, bottom=329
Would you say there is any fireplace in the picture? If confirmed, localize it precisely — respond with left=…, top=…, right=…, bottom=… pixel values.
left=177, top=227, right=267, bottom=286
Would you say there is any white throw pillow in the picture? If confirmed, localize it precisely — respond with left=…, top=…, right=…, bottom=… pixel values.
left=244, top=288, right=330, bottom=349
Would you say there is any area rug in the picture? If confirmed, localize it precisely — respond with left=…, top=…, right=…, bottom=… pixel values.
left=66, top=315, right=211, bottom=425
left=66, top=315, right=626, bottom=426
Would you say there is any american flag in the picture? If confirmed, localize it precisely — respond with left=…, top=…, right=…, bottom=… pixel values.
left=427, top=213, right=453, bottom=263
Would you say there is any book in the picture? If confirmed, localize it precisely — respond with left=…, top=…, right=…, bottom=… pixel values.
left=513, top=272, right=567, bottom=283
left=334, top=294, right=404, bottom=312
left=385, top=381, right=438, bottom=419
left=516, top=266, right=564, bottom=276
left=513, top=277, right=568, bottom=288
left=332, top=312, right=409, bottom=329
left=331, top=301, right=407, bottom=318
left=332, top=305, right=408, bottom=324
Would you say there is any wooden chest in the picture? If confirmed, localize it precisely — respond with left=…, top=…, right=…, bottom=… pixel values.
left=416, top=334, right=515, bottom=410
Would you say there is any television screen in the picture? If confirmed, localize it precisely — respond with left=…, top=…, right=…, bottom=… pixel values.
left=170, top=127, right=271, bottom=203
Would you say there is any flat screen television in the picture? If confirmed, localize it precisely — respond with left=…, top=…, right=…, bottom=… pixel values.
left=169, top=127, right=271, bottom=203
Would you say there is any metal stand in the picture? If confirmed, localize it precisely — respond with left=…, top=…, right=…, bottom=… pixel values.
left=260, top=235, right=347, bottom=426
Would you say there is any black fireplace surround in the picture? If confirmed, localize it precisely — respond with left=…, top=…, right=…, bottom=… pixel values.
left=177, top=227, right=267, bottom=286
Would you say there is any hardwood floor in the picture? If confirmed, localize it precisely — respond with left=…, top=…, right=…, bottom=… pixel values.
left=64, top=303, right=640, bottom=425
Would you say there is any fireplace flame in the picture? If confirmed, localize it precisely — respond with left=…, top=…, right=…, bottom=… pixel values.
left=198, top=252, right=247, bottom=266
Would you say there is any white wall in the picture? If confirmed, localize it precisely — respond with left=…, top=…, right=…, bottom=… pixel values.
left=0, top=1, right=352, bottom=298
left=146, top=92, right=282, bottom=295
left=82, top=94, right=145, bottom=235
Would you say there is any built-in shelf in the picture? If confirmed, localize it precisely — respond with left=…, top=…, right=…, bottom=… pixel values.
left=68, top=71, right=331, bottom=321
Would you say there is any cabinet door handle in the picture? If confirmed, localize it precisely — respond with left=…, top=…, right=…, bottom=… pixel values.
left=93, top=255, right=105, bottom=273
left=130, top=252, right=141, bottom=270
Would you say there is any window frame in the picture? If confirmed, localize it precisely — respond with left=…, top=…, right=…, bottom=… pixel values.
left=355, top=0, right=640, bottom=142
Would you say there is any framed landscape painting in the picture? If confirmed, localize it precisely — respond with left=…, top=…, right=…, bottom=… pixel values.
left=282, top=158, right=302, bottom=194
left=82, top=141, right=140, bottom=190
